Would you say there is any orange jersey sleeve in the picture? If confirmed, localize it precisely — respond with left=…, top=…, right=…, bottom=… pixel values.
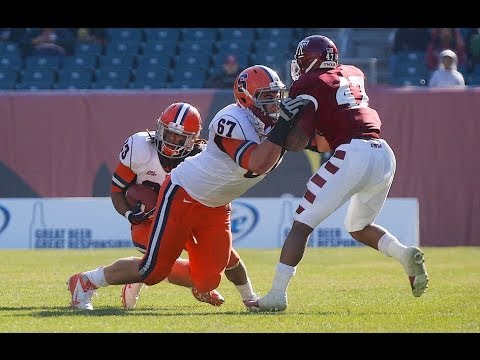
left=217, top=136, right=258, bottom=170
left=111, top=162, right=136, bottom=193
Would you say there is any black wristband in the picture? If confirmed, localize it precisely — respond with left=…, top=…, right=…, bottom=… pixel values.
left=268, top=119, right=293, bottom=147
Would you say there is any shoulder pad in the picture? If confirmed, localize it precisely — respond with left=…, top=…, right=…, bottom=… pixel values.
left=119, top=131, right=154, bottom=167
left=210, top=106, right=256, bottom=141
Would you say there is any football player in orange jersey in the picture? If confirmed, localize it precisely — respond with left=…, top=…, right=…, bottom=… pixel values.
left=79, top=102, right=259, bottom=310
left=67, top=65, right=307, bottom=310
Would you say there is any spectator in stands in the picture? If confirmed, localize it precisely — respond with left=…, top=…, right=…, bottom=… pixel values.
left=73, top=28, right=108, bottom=45
left=26, top=28, right=74, bottom=57
left=205, top=54, right=241, bottom=88
left=428, top=49, right=465, bottom=88
left=426, top=28, right=467, bottom=72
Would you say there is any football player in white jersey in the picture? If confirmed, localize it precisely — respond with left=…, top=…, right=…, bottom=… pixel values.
left=67, top=65, right=307, bottom=311
left=109, top=102, right=259, bottom=310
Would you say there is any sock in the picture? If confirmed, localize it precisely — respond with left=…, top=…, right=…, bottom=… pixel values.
left=84, top=267, right=108, bottom=288
left=377, top=232, right=409, bottom=263
left=235, top=278, right=257, bottom=301
left=271, top=262, right=296, bottom=294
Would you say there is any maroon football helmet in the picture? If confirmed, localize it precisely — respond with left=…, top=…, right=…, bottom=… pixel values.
left=291, top=35, right=339, bottom=81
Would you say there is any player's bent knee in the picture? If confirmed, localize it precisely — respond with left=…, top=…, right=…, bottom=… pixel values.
left=193, top=274, right=222, bottom=293
left=344, top=220, right=369, bottom=234
left=143, top=269, right=171, bottom=286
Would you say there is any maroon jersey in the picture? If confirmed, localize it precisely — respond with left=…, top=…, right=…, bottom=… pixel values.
left=290, top=64, right=382, bottom=151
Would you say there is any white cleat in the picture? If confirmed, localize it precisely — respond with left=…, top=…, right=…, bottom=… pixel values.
left=121, top=283, right=146, bottom=310
left=244, top=290, right=287, bottom=312
left=67, top=273, right=98, bottom=310
left=404, top=247, right=429, bottom=297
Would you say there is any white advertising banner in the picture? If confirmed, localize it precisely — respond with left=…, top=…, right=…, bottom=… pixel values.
left=0, top=197, right=419, bottom=249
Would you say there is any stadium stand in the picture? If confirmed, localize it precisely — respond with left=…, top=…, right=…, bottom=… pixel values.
left=1, top=28, right=478, bottom=90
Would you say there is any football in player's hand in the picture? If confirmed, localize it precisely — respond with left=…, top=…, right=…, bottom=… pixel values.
left=125, top=184, right=157, bottom=213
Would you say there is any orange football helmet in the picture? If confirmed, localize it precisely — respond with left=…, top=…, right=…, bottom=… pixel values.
left=234, top=65, right=286, bottom=125
left=155, top=102, right=202, bottom=158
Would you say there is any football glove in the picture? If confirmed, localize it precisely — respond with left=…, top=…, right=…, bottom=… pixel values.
left=125, top=201, right=155, bottom=225
left=278, top=96, right=305, bottom=122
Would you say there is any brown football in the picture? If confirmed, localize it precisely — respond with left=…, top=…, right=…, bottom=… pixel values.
left=125, top=184, right=157, bottom=212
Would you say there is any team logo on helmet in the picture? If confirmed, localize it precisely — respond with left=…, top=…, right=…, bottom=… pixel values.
left=236, top=73, right=248, bottom=94
left=296, top=39, right=309, bottom=57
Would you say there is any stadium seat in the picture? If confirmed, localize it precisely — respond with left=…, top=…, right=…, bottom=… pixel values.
left=129, top=79, right=168, bottom=89
left=218, top=28, right=256, bottom=42
left=472, top=64, right=480, bottom=75
left=0, top=79, right=17, bottom=90
left=95, top=66, right=131, bottom=86
left=256, top=28, right=294, bottom=41
left=24, top=55, right=62, bottom=70
left=143, top=28, right=180, bottom=43
left=0, top=42, right=20, bottom=56
left=16, top=80, right=54, bottom=90
left=91, top=79, right=129, bottom=89
left=167, top=79, right=205, bottom=89
left=136, top=55, right=172, bottom=70
left=170, top=64, right=207, bottom=88
left=104, top=40, right=141, bottom=57
left=106, top=28, right=143, bottom=43
left=354, top=44, right=389, bottom=59
left=134, top=65, right=170, bottom=83
left=251, top=51, right=290, bottom=78
left=215, top=40, right=252, bottom=56
left=0, top=54, right=22, bottom=71
left=98, top=53, right=135, bottom=68
left=254, top=39, right=292, bottom=54
left=74, top=42, right=103, bottom=56
left=467, top=74, right=480, bottom=86
left=142, top=41, right=178, bottom=58
left=0, top=68, right=18, bottom=90
left=61, top=54, right=98, bottom=70
left=57, top=68, right=93, bottom=83
left=181, top=28, right=217, bottom=42
left=174, top=53, right=210, bottom=70
left=21, top=68, right=56, bottom=84
left=392, top=60, right=428, bottom=78
left=53, top=79, right=92, bottom=90
left=177, top=40, right=213, bottom=55
left=397, top=51, right=426, bottom=63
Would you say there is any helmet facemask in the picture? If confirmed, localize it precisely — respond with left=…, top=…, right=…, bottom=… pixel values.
left=153, top=102, right=202, bottom=159
left=291, top=59, right=301, bottom=81
left=155, top=120, right=197, bottom=158
left=253, top=85, right=285, bottom=123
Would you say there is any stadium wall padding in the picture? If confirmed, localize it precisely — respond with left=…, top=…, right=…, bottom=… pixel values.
left=1, top=88, right=479, bottom=246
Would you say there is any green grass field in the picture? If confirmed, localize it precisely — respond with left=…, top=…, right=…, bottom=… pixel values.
left=0, top=247, right=479, bottom=333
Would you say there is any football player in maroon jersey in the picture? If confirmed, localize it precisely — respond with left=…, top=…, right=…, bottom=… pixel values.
left=246, top=35, right=429, bottom=312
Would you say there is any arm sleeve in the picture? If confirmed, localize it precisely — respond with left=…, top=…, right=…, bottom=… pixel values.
left=215, top=136, right=258, bottom=170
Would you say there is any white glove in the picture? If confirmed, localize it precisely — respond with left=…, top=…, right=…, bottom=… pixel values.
left=278, top=96, right=305, bottom=121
